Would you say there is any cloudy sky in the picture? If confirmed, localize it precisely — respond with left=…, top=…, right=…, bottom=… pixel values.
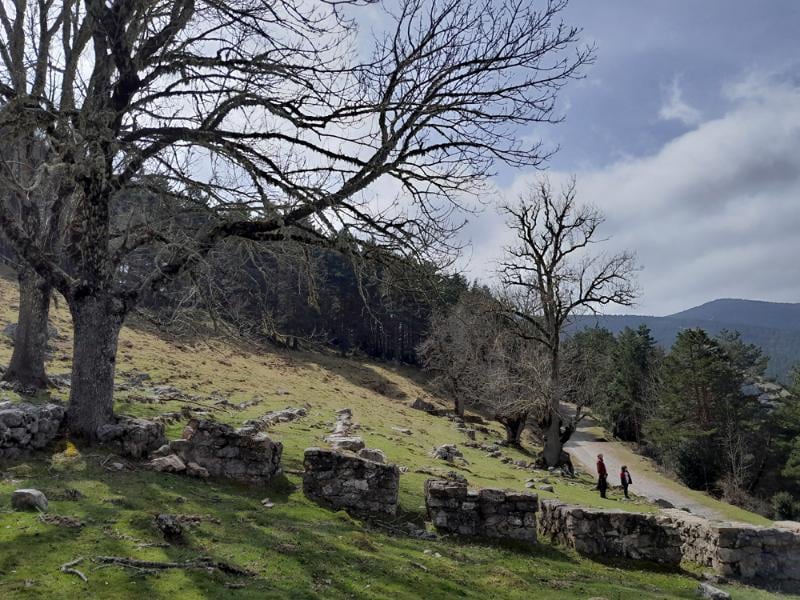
left=459, top=0, right=800, bottom=315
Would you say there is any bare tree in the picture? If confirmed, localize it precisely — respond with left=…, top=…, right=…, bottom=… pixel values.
left=419, top=288, right=549, bottom=443
left=0, top=0, right=591, bottom=440
left=499, top=179, right=637, bottom=467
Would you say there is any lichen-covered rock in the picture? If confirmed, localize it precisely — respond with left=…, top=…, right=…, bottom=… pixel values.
left=169, top=419, right=282, bottom=484
left=97, top=416, right=166, bottom=459
left=358, top=447, right=387, bottom=464
left=424, top=479, right=537, bottom=542
left=0, top=401, right=64, bottom=459
left=303, top=447, right=400, bottom=516
left=538, top=500, right=682, bottom=565
left=698, top=583, right=731, bottom=600
left=11, top=488, right=48, bottom=512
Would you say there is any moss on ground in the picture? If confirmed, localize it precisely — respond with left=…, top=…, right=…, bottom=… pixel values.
left=0, top=276, right=791, bottom=599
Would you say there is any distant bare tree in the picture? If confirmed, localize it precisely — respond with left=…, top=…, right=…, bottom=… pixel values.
left=500, top=179, right=637, bottom=466
left=0, top=0, right=591, bottom=440
left=419, top=288, right=549, bottom=443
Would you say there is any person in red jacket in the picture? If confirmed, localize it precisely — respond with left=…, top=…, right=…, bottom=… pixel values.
left=620, top=465, right=633, bottom=499
left=596, top=453, right=608, bottom=498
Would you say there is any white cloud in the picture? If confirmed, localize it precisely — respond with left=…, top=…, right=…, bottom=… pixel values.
left=659, top=76, right=703, bottom=126
left=465, top=77, right=800, bottom=315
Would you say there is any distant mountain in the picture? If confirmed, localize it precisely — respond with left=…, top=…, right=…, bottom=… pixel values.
left=668, top=299, right=800, bottom=332
left=569, top=299, right=800, bottom=383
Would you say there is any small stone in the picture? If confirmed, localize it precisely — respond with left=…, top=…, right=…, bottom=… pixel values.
left=11, top=489, right=48, bottom=512
left=525, top=481, right=536, bottom=488
left=155, top=514, right=184, bottom=544
left=261, top=498, right=275, bottom=508
left=186, top=462, right=210, bottom=478
left=391, top=426, right=412, bottom=435
left=654, top=498, right=675, bottom=509
left=111, top=462, right=125, bottom=471
left=537, top=484, right=555, bottom=493
left=150, top=454, right=186, bottom=473
left=697, top=583, right=731, bottom=600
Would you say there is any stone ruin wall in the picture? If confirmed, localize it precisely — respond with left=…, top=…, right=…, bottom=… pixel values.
left=0, top=401, right=65, bottom=459
left=167, top=418, right=283, bottom=484
left=424, top=479, right=538, bottom=543
left=540, top=500, right=800, bottom=592
left=303, top=447, right=400, bottom=516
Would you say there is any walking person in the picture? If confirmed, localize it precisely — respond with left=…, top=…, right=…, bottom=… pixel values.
left=620, top=465, right=633, bottom=499
left=596, top=453, right=608, bottom=499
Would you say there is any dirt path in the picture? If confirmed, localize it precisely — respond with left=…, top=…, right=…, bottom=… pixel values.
left=565, top=413, right=725, bottom=520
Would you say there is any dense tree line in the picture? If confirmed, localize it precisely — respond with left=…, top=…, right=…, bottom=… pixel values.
left=576, top=326, right=800, bottom=518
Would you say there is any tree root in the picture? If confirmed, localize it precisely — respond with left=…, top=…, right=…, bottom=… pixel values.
left=60, top=557, right=88, bottom=582
left=94, top=556, right=254, bottom=576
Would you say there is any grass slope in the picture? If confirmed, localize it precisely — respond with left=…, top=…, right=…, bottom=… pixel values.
left=0, top=277, right=791, bottom=599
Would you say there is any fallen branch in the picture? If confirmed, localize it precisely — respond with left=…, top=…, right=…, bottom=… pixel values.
left=94, top=556, right=254, bottom=576
left=60, top=557, right=88, bottom=582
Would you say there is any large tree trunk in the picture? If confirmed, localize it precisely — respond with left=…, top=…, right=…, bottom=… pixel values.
left=501, top=414, right=528, bottom=445
left=66, top=293, right=124, bottom=440
left=3, top=267, right=51, bottom=389
left=542, top=342, right=564, bottom=467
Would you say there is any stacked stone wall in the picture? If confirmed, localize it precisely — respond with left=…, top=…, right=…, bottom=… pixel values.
left=168, top=419, right=283, bottom=484
left=303, top=447, right=399, bottom=516
left=0, top=402, right=64, bottom=459
left=538, top=500, right=681, bottom=564
left=424, top=479, right=537, bottom=542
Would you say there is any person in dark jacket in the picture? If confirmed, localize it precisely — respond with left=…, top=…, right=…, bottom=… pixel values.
left=596, top=453, right=608, bottom=498
left=620, top=465, right=633, bottom=499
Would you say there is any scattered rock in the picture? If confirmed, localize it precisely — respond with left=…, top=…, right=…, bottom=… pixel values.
left=11, top=489, right=48, bottom=512
left=538, top=484, right=555, bottom=493
left=697, top=583, right=731, bottom=600
left=261, top=498, right=275, bottom=509
left=391, top=426, right=412, bottom=435
left=149, top=454, right=187, bottom=473
left=654, top=498, right=675, bottom=509
left=430, top=444, right=463, bottom=463
left=243, top=407, right=307, bottom=431
left=186, top=462, right=210, bottom=479
left=39, top=514, right=84, bottom=528
left=155, top=514, right=184, bottom=544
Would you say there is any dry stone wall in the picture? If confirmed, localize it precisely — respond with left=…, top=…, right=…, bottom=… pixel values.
left=538, top=500, right=681, bottom=564
left=424, top=479, right=538, bottom=542
left=167, top=419, right=283, bottom=484
left=660, top=510, right=800, bottom=592
left=539, top=500, right=800, bottom=592
left=0, top=401, right=65, bottom=459
left=303, top=447, right=399, bottom=516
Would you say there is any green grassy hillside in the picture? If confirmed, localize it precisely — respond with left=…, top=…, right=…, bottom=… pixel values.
left=0, top=278, right=791, bottom=599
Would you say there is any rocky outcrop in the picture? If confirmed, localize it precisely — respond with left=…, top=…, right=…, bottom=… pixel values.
left=538, top=500, right=681, bottom=564
left=660, top=509, right=800, bottom=592
left=424, top=479, right=538, bottom=542
left=167, top=419, right=283, bottom=484
left=0, top=401, right=65, bottom=459
left=303, top=447, right=400, bottom=516
left=97, top=416, right=167, bottom=459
